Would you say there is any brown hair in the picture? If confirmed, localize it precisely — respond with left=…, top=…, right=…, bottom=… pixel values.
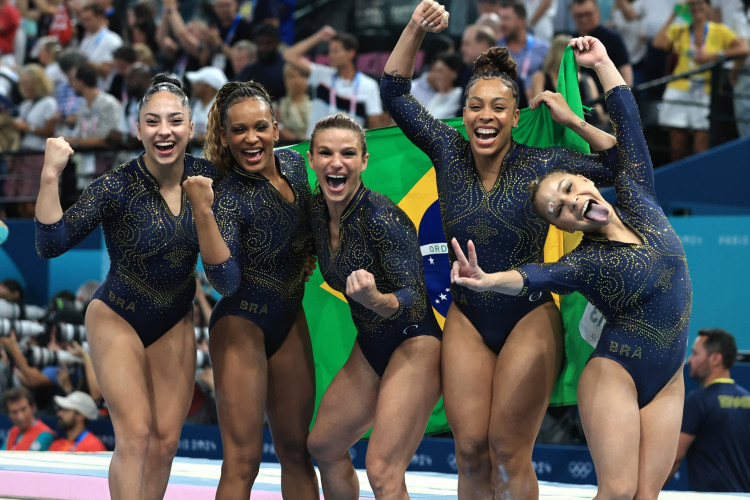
left=309, top=112, right=367, bottom=157
left=2, top=386, right=34, bottom=411
left=528, top=169, right=567, bottom=219
left=465, top=46, right=520, bottom=108
left=204, top=80, right=275, bottom=178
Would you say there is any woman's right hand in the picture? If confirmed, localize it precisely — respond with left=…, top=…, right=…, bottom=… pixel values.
left=411, top=0, right=449, bottom=33
left=183, top=175, right=215, bottom=211
left=42, top=137, right=74, bottom=179
left=569, top=36, right=610, bottom=69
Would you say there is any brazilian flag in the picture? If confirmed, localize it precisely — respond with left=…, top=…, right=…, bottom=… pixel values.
left=287, top=47, right=595, bottom=434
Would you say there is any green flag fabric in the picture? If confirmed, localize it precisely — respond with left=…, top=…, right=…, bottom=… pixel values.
left=287, top=46, right=595, bottom=435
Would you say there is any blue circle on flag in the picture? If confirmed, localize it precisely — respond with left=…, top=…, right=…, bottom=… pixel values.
left=418, top=201, right=452, bottom=317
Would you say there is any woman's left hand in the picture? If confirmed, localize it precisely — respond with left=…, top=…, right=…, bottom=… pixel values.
left=569, top=36, right=610, bottom=69
left=346, top=269, right=383, bottom=308
left=303, top=255, right=317, bottom=282
left=530, top=91, right=577, bottom=127
left=183, top=175, right=215, bottom=211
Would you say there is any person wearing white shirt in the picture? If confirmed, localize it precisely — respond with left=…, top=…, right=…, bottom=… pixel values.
left=77, top=3, right=122, bottom=91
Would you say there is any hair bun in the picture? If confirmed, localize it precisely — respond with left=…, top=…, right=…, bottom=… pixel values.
left=152, top=72, right=183, bottom=90
left=473, top=46, right=518, bottom=80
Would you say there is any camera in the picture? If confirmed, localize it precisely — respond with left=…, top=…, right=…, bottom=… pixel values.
left=196, top=349, right=211, bottom=369
left=0, top=299, right=47, bottom=320
left=56, top=322, right=88, bottom=344
left=195, top=326, right=209, bottom=343
left=24, top=345, right=84, bottom=367
left=0, top=318, right=45, bottom=338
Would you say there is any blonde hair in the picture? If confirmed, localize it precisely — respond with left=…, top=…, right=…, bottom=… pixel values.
left=19, top=64, right=54, bottom=99
left=542, top=34, right=572, bottom=77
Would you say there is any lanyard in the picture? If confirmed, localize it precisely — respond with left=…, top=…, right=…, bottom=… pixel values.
left=689, top=23, right=708, bottom=56
left=88, top=28, right=107, bottom=52
left=70, top=430, right=89, bottom=452
left=224, top=15, right=242, bottom=45
left=519, top=34, right=535, bottom=81
left=330, top=72, right=362, bottom=115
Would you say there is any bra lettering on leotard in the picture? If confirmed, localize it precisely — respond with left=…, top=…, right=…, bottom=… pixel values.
left=108, top=291, right=136, bottom=311
left=608, top=340, right=643, bottom=359
left=239, top=300, right=268, bottom=314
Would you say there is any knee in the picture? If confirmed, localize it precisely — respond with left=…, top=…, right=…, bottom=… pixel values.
left=365, top=454, right=405, bottom=498
left=307, top=430, right=338, bottom=466
left=487, top=433, right=530, bottom=473
left=599, top=482, right=637, bottom=500
left=114, top=423, right=151, bottom=460
left=453, top=436, right=490, bottom=476
left=221, top=448, right=261, bottom=482
left=149, top=430, right=182, bottom=463
left=274, top=435, right=313, bottom=469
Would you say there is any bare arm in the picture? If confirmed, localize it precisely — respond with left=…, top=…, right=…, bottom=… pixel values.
left=383, top=0, right=449, bottom=78
left=35, top=137, right=74, bottom=224
left=666, top=432, right=695, bottom=485
left=282, top=25, right=338, bottom=75
left=528, top=0, right=552, bottom=28
left=652, top=12, right=678, bottom=51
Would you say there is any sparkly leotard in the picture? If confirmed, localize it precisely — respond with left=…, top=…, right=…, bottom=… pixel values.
left=310, top=184, right=441, bottom=376
left=204, top=150, right=314, bottom=358
left=381, top=73, right=618, bottom=351
left=35, top=154, right=218, bottom=347
left=517, top=86, right=691, bottom=407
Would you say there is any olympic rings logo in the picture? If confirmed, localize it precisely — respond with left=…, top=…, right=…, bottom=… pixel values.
left=447, top=453, right=458, bottom=471
left=567, top=461, right=594, bottom=479
left=403, top=324, right=420, bottom=335
left=529, top=292, right=543, bottom=302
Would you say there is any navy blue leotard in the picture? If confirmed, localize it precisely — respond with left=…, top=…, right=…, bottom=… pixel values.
left=310, top=184, right=441, bottom=376
left=204, top=149, right=314, bottom=358
left=381, top=73, right=618, bottom=352
left=516, top=86, right=691, bottom=407
left=35, top=154, right=218, bottom=347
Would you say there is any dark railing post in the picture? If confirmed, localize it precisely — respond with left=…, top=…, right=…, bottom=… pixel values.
left=709, top=60, right=723, bottom=148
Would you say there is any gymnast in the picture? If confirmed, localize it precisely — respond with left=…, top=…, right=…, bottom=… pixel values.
left=35, top=74, right=217, bottom=499
left=451, top=36, right=691, bottom=500
left=382, top=1, right=620, bottom=497
left=182, top=81, right=319, bottom=499
left=305, top=113, right=442, bottom=499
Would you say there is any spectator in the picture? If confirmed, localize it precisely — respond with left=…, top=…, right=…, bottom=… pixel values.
left=653, top=0, right=748, bottom=161
left=524, top=0, right=559, bottom=42
left=668, top=329, right=750, bottom=492
left=0, top=0, right=20, bottom=63
left=32, top=37, right=65, bottom=89
left=66, top=63, right=122, bottom=189
left=207, top=0, right=254, bottom=79
left=77, top=3, right=123, bottom=90
left=234, top=24, right=285, bottom=100
left=497, top=0, right=551, bottom=97
left=6, top=64, right=57, bottom=218
left=230, top=39, right=258, bottom=79
left=419, top=51, right=464, bottom=118
left=108, top=44, right=138, bottom=103
left=459, top=23, right=530, bottom=107
left=93, top=0, right=121, bottom=36
left=609, top=0, right=648, bottom=85
left=276, top=63, right=312, bottom=142
left=725, top=0, right=750, bottom=137
left=53, top=48, right=86, bottom=137
left=48, top=391, right=106, bottom=452
left=132, top=43, right=156, bottom=69
left=107, top=62, right=152, bottom=158
left=476, top=12, right=503, bottom=40
left=1, top=386, right=55, bottom=451
left=0, top=277, right=24, bottom=304
left=283, top=26, right=388, bottom=136
left=185, top=66, right=227, bottom=150
left=570, top=0, right=633, bottom=89
left=156, top=0, right=212, bottom=79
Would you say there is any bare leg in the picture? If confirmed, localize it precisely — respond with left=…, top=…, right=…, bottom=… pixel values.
left=668, top=128, right=690, bottom=162
left=441, top=303, right=496, bottom=500
left=308, top=341, right=380, bottom=500
left=210, top=315, right=268, bottom=500
left=366, top=335, right=441, bottom=500
left=266, top=311, right=319, bottom=499
left=578, top=357, right=640, bottom=500
left=488, top=302, right=563, bottom=500
left=692, top=130, right=710, bottom=155
left=84, top=299, right=151, bottom=500
left=635, top=369, right=684, bottom=500
left=141, top=312, right=197, bottom=500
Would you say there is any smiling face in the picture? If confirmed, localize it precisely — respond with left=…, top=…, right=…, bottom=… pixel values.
left=533, top=172, right=612, bottom=232
left=137, top=91, right=193, bottom=170
left=308, top=127, right=368, bottom=207
left=463, top=77, right=519, bottom=161
left=221, top=97, right=278, bottom=175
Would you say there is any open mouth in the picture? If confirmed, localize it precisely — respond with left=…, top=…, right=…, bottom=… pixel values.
left=326, top=174, right=347, bottom=193
left=242, top=148, right=263, bottom=163
left=155, top=141, right=176, bottom=153
left=475, top=127, right=499, bottom=145
left=582, top=199, right=609, bottom=222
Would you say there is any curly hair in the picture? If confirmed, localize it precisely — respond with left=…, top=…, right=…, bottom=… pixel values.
left=464, top=46, right=520, bottom=108
left=204, top=80, right=275, bottom=178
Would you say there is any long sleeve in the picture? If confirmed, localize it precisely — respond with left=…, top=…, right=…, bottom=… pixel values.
left=515, top=252, right=590, bottom=297
left=203, top=184, right=242, bottom=296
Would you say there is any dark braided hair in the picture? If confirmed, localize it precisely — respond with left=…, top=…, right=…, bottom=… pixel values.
left=204, top=80, right=275, bottom=178
left=138, top=73, right=190, bottom=117
left=464, top=46, right=520, bottom=108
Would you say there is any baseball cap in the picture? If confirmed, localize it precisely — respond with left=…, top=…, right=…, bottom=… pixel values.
left=54, top=391, right=99, bottom=420
left=185, top=66, right=228, bottom=91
